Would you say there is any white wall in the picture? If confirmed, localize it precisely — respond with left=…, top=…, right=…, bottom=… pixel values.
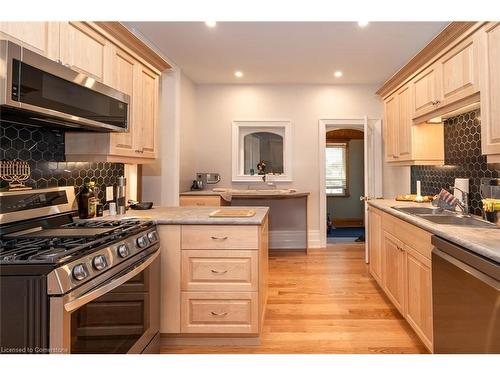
left=192, top=84, right=408, bottom=240
left=179, top=74, right=198, bottom=192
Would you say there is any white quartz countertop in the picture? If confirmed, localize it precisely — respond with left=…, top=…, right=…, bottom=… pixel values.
left=368, top=199, right=500, bottom=263
left=87, top=206, right=269, bottom=225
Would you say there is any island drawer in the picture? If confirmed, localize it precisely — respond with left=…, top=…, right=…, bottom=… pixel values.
left=179, top=196, right=221, bottom=207
left=180, top=291, right=258, bottom=334
left=181, top=250, right=258, bottom=291
left=181, top=225, right=259, bottom=250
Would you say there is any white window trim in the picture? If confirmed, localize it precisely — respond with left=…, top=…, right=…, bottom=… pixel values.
left=231, top=120, right=292, bottom=182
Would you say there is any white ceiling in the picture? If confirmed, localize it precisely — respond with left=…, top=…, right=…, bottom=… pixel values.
left=125, top=22, right=448, bottom=85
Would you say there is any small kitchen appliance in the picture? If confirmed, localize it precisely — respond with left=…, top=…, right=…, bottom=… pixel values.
left=195, top=172, right=221, bottom=190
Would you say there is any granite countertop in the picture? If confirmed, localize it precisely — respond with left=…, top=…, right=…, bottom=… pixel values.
left=86, top=206, right=269, bottom=225
left=180, top=189, right=310, bottom=199
left=368, top=199, right=500, bottom=263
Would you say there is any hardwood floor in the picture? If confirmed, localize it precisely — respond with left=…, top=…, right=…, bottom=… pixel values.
left=160, top=244, right=428, bottom=354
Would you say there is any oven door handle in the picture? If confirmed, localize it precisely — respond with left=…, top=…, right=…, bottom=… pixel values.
left=64, top=250, right=160, bottom=313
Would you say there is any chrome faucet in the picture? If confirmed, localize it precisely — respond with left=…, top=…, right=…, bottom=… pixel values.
left=450, top=186, right=469, bottom=215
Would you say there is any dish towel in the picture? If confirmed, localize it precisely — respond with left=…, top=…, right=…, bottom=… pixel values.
left=433, top=188, right=460, bottom=210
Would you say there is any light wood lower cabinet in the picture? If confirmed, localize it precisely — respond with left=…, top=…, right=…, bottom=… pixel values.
left=181, top=291, right=259, bottom=334
left=368, top=206, right=433, bottom=352
left=405, top=246, right=433, bottom=350
left=179, top=195, right=222, bottom=207
left=159, top=217, right=268, bottom=344
left=382, top=231, right=406, bottom=314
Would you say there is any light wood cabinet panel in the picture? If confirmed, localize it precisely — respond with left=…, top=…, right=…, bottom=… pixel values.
left=479, top=22, right=500, bottom=161
left=382, top=231, right=405, bottom=314
left=383, top=94, right=398, bottom=161
left=108, top=46, right=136, bottom=155
left=180, top=292, right=259, bottom=334
left=396, top=84, right=413, bottom=161
left=179, top=195, right=222, bottom=207
left=412, top=63, right=441, bottom=119
left=368, top=207, right=382, bottom=284
left=181, top=250, right=258, bottom=291
left=135, top=65, right=159, bottom=158
left=439, top=34, right=479, bottom=107
left=59, top=22, right=108, bottom=82
left=181, top=225, right=259, bottom=250
left=0, top=22, right=59, bottom=60
left=405, top=247, right=433, bottom=351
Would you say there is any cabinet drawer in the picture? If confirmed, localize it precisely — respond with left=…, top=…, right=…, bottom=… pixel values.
left=181, top=292, right=258, bottom=334
left=182, top=250, right=258, bottom=291
left=182, top=225, right=258, bottom=250
left=179, top=196, right=221, bottom=207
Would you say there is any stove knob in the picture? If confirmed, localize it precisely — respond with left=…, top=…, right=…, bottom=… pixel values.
left=117, top=244, right=130, bottom=258
left=136, top=235, right=149, bottom=248
left=92, top=255, right=108, bottom=271
left=147, top=231, right=158, bottom=242
left=72, top=264, right=88, bottom=281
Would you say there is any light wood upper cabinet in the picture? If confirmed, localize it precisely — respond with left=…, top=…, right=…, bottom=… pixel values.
left=479, top=22, right=500, bottom=163
left=383, top=94, right=399, bottom=161
left=0, top=22, right=59, bottom=60
left=135, top=65, right=159, bottom=158
left=396, top=84, right=413, bottom=161
left=368, top=207, right=382, bottom=284
left=107, top=46, right=137, bottom=156
left=412, top=63, right=441, bottom=119
left=59, top=22, right=109, bottom=82
left=382, top=231, right=405, bottom=314
left=438, top=34, right=479, bottom=107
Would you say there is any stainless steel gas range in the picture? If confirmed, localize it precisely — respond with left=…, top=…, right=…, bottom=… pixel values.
left=0, top=187, right=160, bottom=354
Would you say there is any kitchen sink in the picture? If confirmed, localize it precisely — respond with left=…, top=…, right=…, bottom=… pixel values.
left=392, top=206, right=499, bottom=228
left=418, top=215, right=498, bottom=227
left=392, top=206, right=452, bottom=215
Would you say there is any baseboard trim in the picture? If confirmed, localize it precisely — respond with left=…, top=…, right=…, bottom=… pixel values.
left=161, top=335, right=261, bottom=347
left=308, top=230, right=321, bottom=248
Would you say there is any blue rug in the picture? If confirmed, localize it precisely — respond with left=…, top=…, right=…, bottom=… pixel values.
left=327, top=227, right=365, bottom=238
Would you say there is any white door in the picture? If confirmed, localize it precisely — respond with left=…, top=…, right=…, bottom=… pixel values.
left=363, top=117, right=383, bottom=262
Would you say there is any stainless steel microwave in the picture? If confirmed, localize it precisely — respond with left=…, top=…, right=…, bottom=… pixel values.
left=0, top=40, right=129, bottom=132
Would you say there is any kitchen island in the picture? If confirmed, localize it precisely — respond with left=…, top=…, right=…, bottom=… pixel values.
left=91, top=206, right=269, bottom=346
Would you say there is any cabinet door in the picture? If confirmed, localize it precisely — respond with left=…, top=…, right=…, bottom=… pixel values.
left=405, top=247, right=433, bottom=351
left=59, top=22, right=108, bottom=82
left=439, top=34, right=479, bottom=107
left=368, top=208, right=382, bottom=284
left=479, top=22, right=500, bottom=157
left=135, top=64, right=159, bottom=158
left=383, top=94, right=399, bottom=162
left=396, top=84, right=413, bottom=160
left=108, top=46, right=136, bottom=156
left=412, top=63, right=441, bottom=119
left=0, top=22, right=59, bottom=60
left=382, top=231, right=405, bottom=314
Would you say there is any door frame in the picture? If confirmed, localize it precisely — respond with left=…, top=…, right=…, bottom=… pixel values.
left=318, top=118, right=383, bottom=260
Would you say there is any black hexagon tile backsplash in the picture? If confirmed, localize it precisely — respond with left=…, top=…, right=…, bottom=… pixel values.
left=0, top=122, right=124, bottom=204
left=411, top=109, right=500, bottom=216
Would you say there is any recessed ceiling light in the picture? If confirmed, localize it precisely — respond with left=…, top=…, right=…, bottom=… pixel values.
left=234, top=71, right=244, bottom=78
left=358, top=21, right=369, bottom=28
left=205, top=21, right=217, bottom=28
left=334, top=71, right=343, bottom=78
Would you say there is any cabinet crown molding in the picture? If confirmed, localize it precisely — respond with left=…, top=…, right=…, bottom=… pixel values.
left=376, top=22, right=478, bottom=98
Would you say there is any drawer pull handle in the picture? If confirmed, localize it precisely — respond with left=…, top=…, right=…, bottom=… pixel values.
left=211, top=311, right=228, bottom=317
left=211, top=269, right=228, bottom=274
left=211, top=236, right=228, bottom=240
left=196, top=203, right=205, bottom=206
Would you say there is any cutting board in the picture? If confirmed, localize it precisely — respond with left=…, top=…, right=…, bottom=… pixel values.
left=209, top=209, right=256, bottom=218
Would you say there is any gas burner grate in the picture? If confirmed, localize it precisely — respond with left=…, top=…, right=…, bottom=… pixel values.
left=0, top=220, right=154, bottom=264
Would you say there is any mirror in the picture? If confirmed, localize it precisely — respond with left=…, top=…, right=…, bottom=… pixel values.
left=232, top=120, right=292, bottom=182
left=244, top=132, right=284, bottom=175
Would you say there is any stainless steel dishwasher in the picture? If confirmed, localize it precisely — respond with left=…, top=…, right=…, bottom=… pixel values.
left=431, top=236, right=500, bottom=353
